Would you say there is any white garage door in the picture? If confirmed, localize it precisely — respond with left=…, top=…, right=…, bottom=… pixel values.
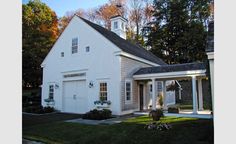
left=63, top=80, right=88, bottom=114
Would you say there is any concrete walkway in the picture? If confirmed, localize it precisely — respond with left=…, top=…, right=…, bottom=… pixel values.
left=65, top=115, right=136, bottom=125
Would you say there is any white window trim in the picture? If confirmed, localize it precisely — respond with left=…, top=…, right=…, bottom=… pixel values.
left=125, top=79, right=133, bottom=104
left=72, top=37, right=78, bottom=54
left=114, top=21, right=118, bottom=29
left=48, top=83, right=55, bottom=100
left=99, top=82, right=108, bottom=101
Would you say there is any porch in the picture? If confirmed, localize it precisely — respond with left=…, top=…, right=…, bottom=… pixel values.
left=133, top=62, right=213, bottom=117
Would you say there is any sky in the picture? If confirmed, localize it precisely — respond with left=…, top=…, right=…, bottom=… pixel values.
left=22, top=0, right=109, bottom=17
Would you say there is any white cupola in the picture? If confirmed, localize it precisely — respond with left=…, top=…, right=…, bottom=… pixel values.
left=110, top=15, right=127, bottom=39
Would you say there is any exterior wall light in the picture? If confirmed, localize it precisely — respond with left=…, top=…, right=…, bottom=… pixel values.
left=89, top=81, right=94, bottom=88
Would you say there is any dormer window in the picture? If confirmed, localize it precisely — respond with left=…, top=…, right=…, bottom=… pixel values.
left=72, top=37, right=78, bottom=54
left=114, top=21, right=118, bottom=29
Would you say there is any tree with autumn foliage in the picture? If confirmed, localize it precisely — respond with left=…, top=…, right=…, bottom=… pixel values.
left=23, top=0, right=59, bottom=88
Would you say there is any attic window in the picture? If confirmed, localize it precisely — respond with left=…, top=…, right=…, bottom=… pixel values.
left=61, top=52, right=64, bottom=57
left=72, top=37, right=78, bottom=54
left=86, top=46, right=90, bottom=52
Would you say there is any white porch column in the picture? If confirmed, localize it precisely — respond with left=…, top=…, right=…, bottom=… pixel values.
left=163, top=80, right=167, bottom=110
left=152, top=78, right=156, bottom=110
left=198, top=79, right=204, bottom=111
left=192, top=76, right=198, bottom=114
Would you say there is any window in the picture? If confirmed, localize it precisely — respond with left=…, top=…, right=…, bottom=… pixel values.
left=121, top=22, right=124, bottom=30
left=49, top=85, right=54, bottom=99
left=114, top=21, right=118, bottom=29
left=100, top=82, right=107, bottom=101
left=72, top=37, right=78, bottom=54
left=125, top=80, right=132, bottom=103
left=61, top=52, right=64, bottom=57
left=157, top=81, right=162, bottom=91
left=86, top=46, right=90, bottom=52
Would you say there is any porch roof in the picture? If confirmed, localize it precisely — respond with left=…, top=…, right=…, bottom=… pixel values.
left=133, top=62, right=206, bottom=80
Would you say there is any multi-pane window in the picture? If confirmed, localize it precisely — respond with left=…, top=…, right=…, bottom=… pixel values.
left=114, top=21, right=118, bottom=29
left=49, top=85, right=54, bottom=99
left=100, top=82, right=107, bottom=101
left=125, top=81, right=131, bottom=101
left=72, top=37, right=78, bottom=54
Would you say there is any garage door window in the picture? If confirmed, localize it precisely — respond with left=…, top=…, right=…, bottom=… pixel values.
left=49, top=85, right=54, bottom=99
left=100, top=82, right=107, bottom=101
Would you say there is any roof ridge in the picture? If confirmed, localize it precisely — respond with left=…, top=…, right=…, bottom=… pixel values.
left=77, top=15, right=166, bottom=65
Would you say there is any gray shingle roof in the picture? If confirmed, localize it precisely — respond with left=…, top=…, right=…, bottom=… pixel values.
left=78, top=16, right=166, bottom=65
left=134, top=63, right=206, bottom=75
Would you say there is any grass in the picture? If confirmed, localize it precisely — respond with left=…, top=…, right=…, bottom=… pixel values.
left=175, top=103, right=212, bottom=110
left=23, top=113, right=213, bottom=144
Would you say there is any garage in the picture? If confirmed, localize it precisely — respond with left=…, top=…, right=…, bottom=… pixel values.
left=63, top=80, right=88, bottom=114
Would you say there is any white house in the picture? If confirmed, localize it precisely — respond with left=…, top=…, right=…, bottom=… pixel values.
left=206, top=21, right=214, bottom=112
left=40, top=14, right=178, bottom=115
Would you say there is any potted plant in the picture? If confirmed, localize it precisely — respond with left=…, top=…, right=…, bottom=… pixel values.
left=149, top=109, right=164, bottom=121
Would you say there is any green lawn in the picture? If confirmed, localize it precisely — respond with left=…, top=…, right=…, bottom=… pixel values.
left=176, top=101, right=212, bottom=110
left=23, top=114, right=213, bottom=144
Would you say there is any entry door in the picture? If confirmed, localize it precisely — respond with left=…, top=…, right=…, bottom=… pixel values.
left=63, top=80, right=87, bottom=113
left=139, top=84, right=144, bottom=111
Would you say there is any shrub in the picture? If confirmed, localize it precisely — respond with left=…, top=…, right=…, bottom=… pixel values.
left=149, top=109, right=164, bottom=121
left=82, top=109, right=112, bottom=120
left=168, top=106, right=180, bottom=113
left=102, top=109, right=112, bottom=118
left=23, top=105, right=55, bottom=114
left=43, top=106, right=55, bottom=113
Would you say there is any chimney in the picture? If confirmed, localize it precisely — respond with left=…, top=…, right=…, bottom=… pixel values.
left=110, top=15, right=127, bottom=39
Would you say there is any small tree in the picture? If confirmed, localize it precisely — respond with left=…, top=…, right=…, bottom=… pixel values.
left=158, top=93, right=163, bottom=107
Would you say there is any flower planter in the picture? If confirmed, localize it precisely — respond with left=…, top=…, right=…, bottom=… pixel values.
left=44, top=99, right=55, bottom=107
left=95, top=103, right=110, bottom=110
left=94, top=100, right=111, bottom=110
